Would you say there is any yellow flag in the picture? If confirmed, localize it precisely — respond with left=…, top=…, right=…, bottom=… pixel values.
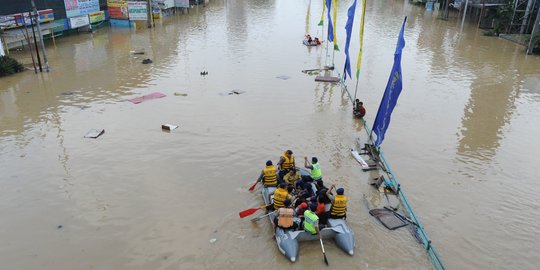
left=332, top=0, right=339, bottom=51
left=318, top=0, right=325, bottom=26
left=356, top=0, right=366, bottom=79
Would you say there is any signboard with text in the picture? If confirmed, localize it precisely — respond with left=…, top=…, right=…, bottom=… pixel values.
left=107, top=0, right=129, bottom=20
left=174, top=0, right=189, bottom=8
left=128, top=1, right=148, bottom=21
left=89, top=11, right=105, bottom=23
left=69, top=14, right=90, bottom=28
left=64, top=0, right=100, bottom=18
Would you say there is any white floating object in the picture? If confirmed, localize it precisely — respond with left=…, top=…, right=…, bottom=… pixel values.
left=161, top=124, right=178, bottom=131
left=209, top=238, right=217, bottom=243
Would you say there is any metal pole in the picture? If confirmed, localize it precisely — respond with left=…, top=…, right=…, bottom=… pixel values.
left=461, top=0, right=469, bottom=29
left=520, top=0, right=535, bottom=34
left=147, top=0, right=153, bottom=28
left=31, top=0, right=49, bottom=72
left=23, top=18, right=38, bottom=73
left=527, top=6, right=540, bottom=54
left=0, top=36, right=4, bottom=56
left=29, top=12, right=43, bottom=72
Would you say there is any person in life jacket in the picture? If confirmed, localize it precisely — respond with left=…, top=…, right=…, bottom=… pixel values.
left=273, top=199, right=298, bottom=232
left=304, top=156, right=322, bottom=181
left=271, top=183, right=292, bottom=211
left=283, top=169, right=301, bottom=187
left=320, top=185, right=348, bottom=225
left=257, top=160, right=278, bottom=187
left=354, top=99, right=366, bottom=118
left=303, top=203, right=320, bottom=236
left=278, top=150, right=295, bottom=182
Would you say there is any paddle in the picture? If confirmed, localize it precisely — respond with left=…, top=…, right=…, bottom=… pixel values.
left=248, top=181, right=258, bottom=191
left=319, top=237, right=329, bottom=266
left=239, top=204, right=270, bottom=218
left=250, top=211, right=274, bottom=222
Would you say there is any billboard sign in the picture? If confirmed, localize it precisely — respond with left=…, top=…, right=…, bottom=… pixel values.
left=89, top=11, right=105, bottom=23
left=108, top=0, right=129, bottom=20
left=64, top=0, right=100, bottom=18
left=175, top=0, right=189, bottom=8
left=69, top=14, right=90, bottom=28
left=128, top=1, right=148, bottom=21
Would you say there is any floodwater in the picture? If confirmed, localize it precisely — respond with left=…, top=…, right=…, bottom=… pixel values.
left=1, top=0, right=540, bottom=269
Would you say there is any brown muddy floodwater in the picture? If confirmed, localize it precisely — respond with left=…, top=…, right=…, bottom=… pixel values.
left=2, top=0, right=540, bottom=269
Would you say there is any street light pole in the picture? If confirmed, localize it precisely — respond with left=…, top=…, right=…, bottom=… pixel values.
left=30, top=0, right=49, bottom=72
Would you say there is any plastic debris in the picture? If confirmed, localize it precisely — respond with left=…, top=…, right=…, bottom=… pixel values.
left=174, top=93, right=188, bottom=96
left=228, top=90, right=245, bottom=95
left=276, top=75, right=290, bottom=80
left=209, top=238, right=217, bottom=243
left=161, top=124, right=178, bottom=131
left=128, top=92, right=166, bottom=104
left=57, top=225, right=63, bottom=229
left=84, top=129, right=105, bottom=139
left=142, top=59, right=153, bottom=64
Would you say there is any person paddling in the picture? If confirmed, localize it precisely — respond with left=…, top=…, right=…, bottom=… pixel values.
left=278, top=150, right=295, bottom=182
left=304, top=156, right=322, bottom=182
left=257, top=160, right=278, bottom=187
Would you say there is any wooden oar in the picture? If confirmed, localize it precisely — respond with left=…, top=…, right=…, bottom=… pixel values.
left=250, top=211, right=274, bottom=222
left=319, top=237, right=329, bottom=266
left=248, top=181, right=258, bottom=191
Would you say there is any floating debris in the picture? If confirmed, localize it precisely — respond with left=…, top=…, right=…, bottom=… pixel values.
left=84, top=129, right=105, bottom=139
left=57, top=225, right=63, bottom=229
left=276, top=75, right=290, bottom=80
left=229, top=90, right=245, bottom=95
left=174, top=92, right=188, bottom=96
left=315, top=76, right=340, bottom=82
left=142, top=59, right=153, bottom=64
left=161, top=124, right=178, bottom=131
left=200, top=71, right=208, bottom=76
left=128, top=92, right=166, bottom=104
left=61, top=91, right=75, bottom=96
left=209, top=238, right=217, bottom=244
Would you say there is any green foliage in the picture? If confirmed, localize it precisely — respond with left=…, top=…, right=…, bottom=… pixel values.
left=492, top=2, right=514, bottom=35
left=0, top=55, right=25, bottom=77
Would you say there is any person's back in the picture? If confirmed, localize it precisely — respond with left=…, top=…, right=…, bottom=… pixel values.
left=262, top=161, right=278, bottom=187
left=330, top=187, right=348, bottom=218
left=277, top=207, right=295, bottom=229
left=273, top=183, right=290, bottom=210
left=303, top=204, right=319, bottom=235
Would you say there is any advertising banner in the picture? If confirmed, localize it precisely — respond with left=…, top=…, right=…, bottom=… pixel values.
left=174, top=0, right=189, bottom=8
left=69, top=14, right=90, bottom=28
left=0, top=10, right=55, bottom=29
left=64, top=0, right=100, bottom=18
left=89, top=11, right=105, bottom=23
left=108, top=0, right=129, bottom=20
left=128, top=1, right=148, bottom=21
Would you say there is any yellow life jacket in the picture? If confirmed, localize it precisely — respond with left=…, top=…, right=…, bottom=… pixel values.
left=263, top=165, right=278, bottom=186
left=273, top=188, right=289, bottom=209
left=277, top=207, right=294, bottom=228
left=330, top=195, right=348, bottom=217
left=281, top=152, right=295, bottom=170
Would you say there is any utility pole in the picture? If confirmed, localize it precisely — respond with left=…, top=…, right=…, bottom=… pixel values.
left=527, top=7, right=540, bottom=55
left=147, top=0, right=154, bottom=28
left=461, top=0, right=469, bottom=29
left=31, top=0, right=49, bottom=72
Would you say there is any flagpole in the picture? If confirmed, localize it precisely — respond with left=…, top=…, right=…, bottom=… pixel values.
left=353, top=0, right=367, bottom=102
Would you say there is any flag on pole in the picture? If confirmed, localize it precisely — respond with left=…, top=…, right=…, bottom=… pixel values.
left=332, top=0, right=339, bottom=51
left=343, top=0, right=357, bottom=81
left=318, top=0, right=325, bottom=26
left=372, top=17, right=407, bottom=147
left=326, top=0, right=334, bottom=42
left=356, top=0, right=367, bottom=79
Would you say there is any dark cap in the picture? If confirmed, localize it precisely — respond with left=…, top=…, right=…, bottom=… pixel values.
left=266, top=160, right=273, bottom=166
left=312, top=157, right=318, bottom=163
left=279, top=182, right=287, bottom=189
left=336, top=188, right=344, bottom=195
left=286, top=150, right=293, bottom=155
left=309, top=203, right=317, bottom=212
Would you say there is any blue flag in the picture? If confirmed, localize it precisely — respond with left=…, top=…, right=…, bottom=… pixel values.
left=343, top=0, right=357, bottom=81
left=326, top=0, right=334, bottom=42
left=372, top=17, right=407, bottom=146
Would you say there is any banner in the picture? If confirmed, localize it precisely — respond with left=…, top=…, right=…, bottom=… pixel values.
left=372, top=17, right=407, bottom=147
left=108, top=0, right=129, bottom=20
left=89, top=11, right=105, bottom=23
left=326, top=0, right=333, bottom=42
left=64, top=0, right=100, bottom=18
left=175, top=0, right=189, bottom=8
left=356, top=0, right=366, bottom=79
left=343, top=0, right=357, bottom=81
left=69, top=14, right=90, bottom=28
left=332, top=0, right=339, bottom=50
left=128, top=1, right=148, bottom=20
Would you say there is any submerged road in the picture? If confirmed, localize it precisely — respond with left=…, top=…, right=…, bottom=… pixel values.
left=1, top=0, right=540, bottom=269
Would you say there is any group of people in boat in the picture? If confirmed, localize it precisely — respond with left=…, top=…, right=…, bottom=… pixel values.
left=305, top=34, right=322, bottom=45
left=256, top=150, right=348, bottom=237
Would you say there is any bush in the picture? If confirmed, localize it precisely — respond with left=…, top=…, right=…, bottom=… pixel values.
left=0, top=55, right=25, bottom=77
